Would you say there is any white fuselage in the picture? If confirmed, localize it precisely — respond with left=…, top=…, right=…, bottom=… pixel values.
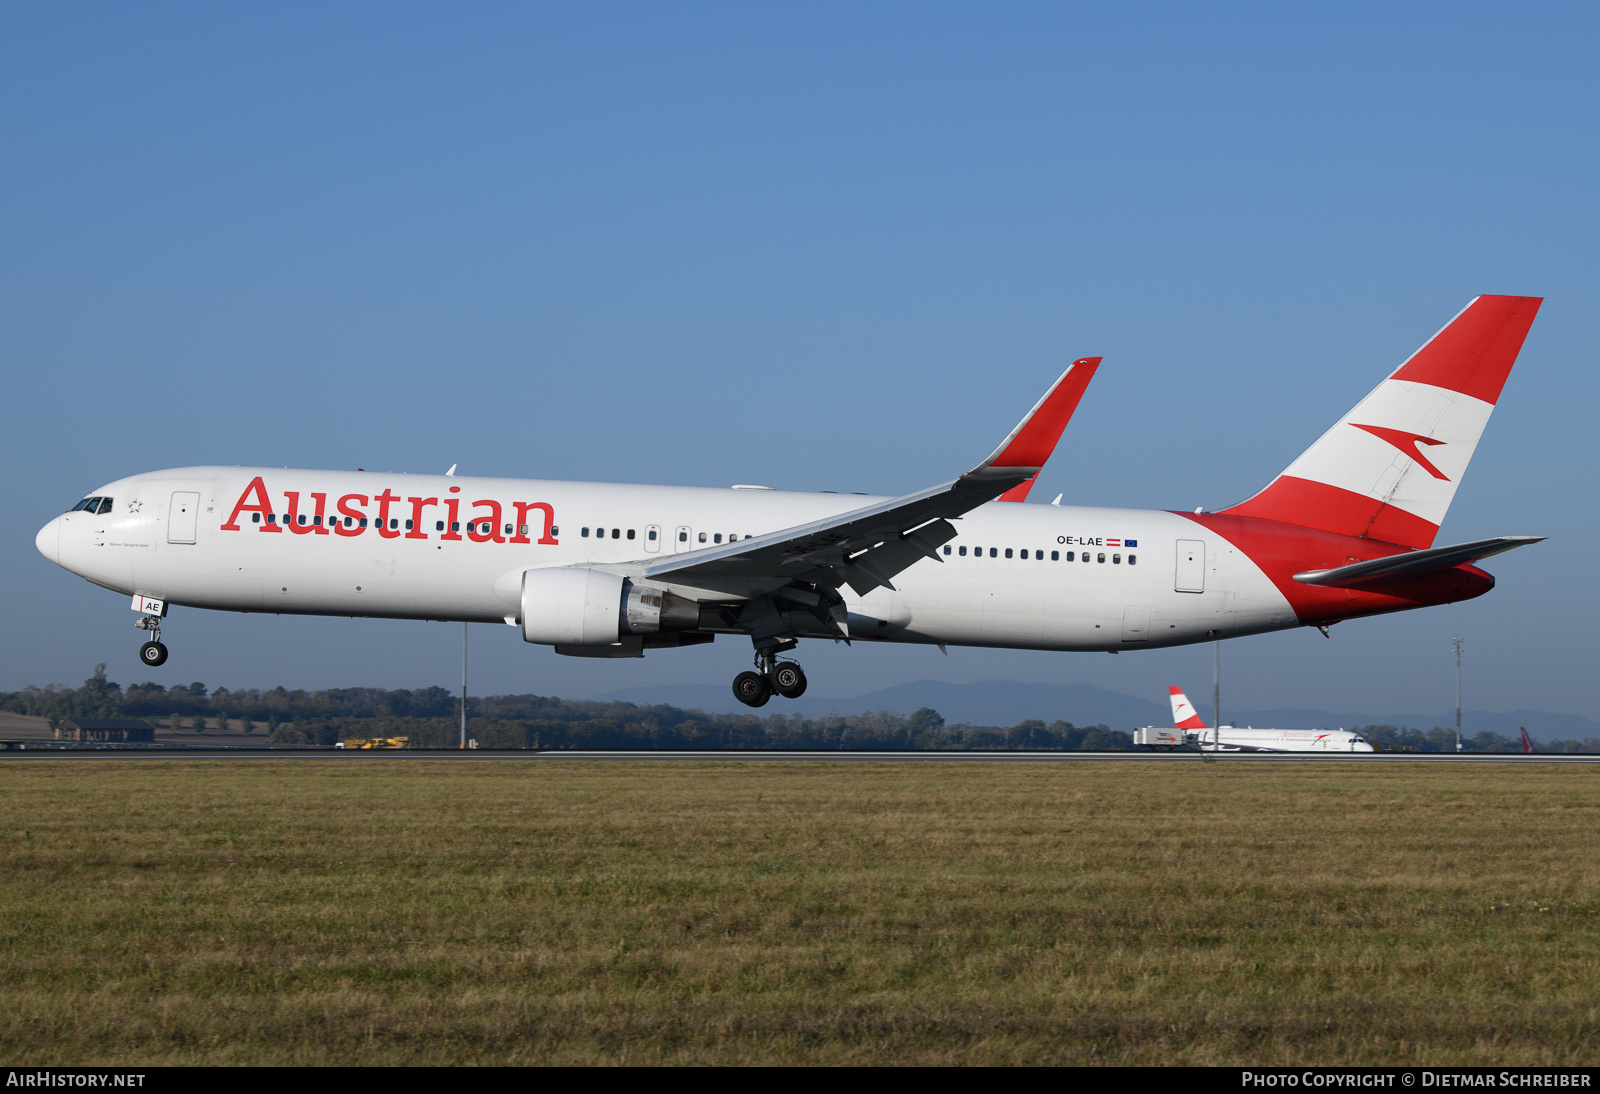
left=36, top=466, right=1303, bottom=653
left=1190, top=727, right=1375, bottom=753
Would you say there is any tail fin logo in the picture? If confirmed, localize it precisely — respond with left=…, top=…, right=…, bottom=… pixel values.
left=1350, top=424, right=1451, bottom=481
left=1168, top=686, right=1208, bottom=729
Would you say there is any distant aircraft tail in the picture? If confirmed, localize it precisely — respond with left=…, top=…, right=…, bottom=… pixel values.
left=1520, top=726, right=1537, bottom=754
left=1169, top=687, right=1208, bottom=729
left=1220, top=296, right=1542, bottom=549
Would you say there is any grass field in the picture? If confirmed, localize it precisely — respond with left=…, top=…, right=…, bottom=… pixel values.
left=1, top=760, right=1596, bottom=1065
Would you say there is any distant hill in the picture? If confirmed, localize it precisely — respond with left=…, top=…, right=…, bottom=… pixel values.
left=594, top=679, right=1600, bottom=744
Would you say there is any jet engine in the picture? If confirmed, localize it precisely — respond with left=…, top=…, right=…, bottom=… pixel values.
left=520, top=567, right=700, bottom=647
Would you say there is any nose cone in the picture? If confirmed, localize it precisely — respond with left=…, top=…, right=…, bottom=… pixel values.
left=35, top=516, right=60, bottom=566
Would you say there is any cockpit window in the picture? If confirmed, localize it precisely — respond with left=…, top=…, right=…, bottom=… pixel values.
left=69, top=497, right=100, bottom=513
left=96, top=498, right=112, bottom=514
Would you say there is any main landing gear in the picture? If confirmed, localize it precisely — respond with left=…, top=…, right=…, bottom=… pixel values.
left=135, top=615, right=168, bottom=667
left=732, top=643, right=808, bottom=708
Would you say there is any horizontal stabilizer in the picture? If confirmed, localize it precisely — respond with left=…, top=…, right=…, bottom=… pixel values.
left=1292, top=535, right=1544, bottom=589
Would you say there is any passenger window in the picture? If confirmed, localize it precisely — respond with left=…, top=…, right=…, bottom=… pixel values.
left=699, top=533, right=707, bottom=543
left=611, top=528, right=619, bottom=539
left=714, top=534, right=722, bottom=544
left=267, top=514, right=277, bottom=524
left=1082, top=553, right=1090, bottom=563
left=959, top=546, right=967, bottom=556
left=436, top=521, right=445, bottom=532
left=989, top=548, right=997, bottom=558
left=450, top=521, right=459, bottom=532
left=1129, top=554, right=1137, bottom=565
left=1113, top=553, right=1121, bottom=564
left=505, top=525, right=512, bottom=535
left=391, top=519, right=399, bottom=530
left=1065, top=551, right=1073, bottom=561
left=1098, top=553, right=1105, bottom=563
left=943, top=545, right=951, bottom=555
left=678, top=531, right=688, bottom=542
left=648, top=529, right=657, bottom=541
left=313, top=515, right=322, bottom=526
left=581, top=527, right=590, bottom=537
left=627, top=529, right=635, bottom=540
left=550, top=526, right=559, bottom=536
left=1050, top=550, right=1058, bottom=560
left=359, top=518, right=368, bottom=529
left=252, top=513, right=261, bottom=524
left=346, top=517, right=354, bottom=528
left=1004, top=548, right=1013, bottom=558
left=405, top=520, right=413, bottom=531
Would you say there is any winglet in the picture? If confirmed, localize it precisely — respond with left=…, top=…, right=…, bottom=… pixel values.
left=974, top=357, right=1101, bottom=493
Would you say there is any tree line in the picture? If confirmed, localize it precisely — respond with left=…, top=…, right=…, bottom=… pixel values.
left=6, top=667, right=1596, bottom=753
left=1, top=666, right=1129, bottom=751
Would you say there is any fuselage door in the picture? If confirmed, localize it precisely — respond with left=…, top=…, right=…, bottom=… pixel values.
left=167, top=491, right=200, bottom=544
left=674, top=526, right=692, bottom=553
left=644, top=524, right=662, bottom=554
left=1175, top=539, right=1205, bottom=593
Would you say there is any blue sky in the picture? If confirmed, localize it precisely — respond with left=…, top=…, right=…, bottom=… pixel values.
left=4, top=3, right=1594, bottom=717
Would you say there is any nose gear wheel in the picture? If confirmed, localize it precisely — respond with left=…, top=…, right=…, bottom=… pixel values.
left=135, top=613, right=168, bottom=667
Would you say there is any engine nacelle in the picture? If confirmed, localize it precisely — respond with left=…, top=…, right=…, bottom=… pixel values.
left=520, top=567, right=700, bottom=647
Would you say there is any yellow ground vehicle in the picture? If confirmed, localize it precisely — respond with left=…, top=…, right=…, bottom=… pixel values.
left=338, top=736, right=410, bottom=750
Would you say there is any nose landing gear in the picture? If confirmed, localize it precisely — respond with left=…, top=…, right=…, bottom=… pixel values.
left=135, top=615, right=168, bottom=667
left=731, top=644, right=808, bottom=708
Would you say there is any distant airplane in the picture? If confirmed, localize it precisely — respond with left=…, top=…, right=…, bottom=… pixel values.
left=1135, top=687, right=1377, bottom=753
left=1520, top=727, right=1538, bottom=754
left=36, top=296, right=1544, bottom=709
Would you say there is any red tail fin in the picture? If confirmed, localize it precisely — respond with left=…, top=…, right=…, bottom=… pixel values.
left=1520, top=726, right=1537, bottom=754
left=1221, top=296, right=1541, bottom=548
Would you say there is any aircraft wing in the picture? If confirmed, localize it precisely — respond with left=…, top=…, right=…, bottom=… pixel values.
left=643, top=357, right=1101, bottom=600
left=1292, top=535, right=1544, bottom=589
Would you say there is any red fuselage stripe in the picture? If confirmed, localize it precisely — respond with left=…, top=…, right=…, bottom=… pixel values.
left=1219, top=476, right=1440, bottom=550
left=1178, top=510, right=1493, bottom=626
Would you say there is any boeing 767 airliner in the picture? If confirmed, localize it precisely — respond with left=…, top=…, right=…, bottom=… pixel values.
left=36, top=295, right=1544, bottom=707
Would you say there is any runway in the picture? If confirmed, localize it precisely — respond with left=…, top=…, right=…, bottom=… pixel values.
left=1, top=747, right=1597, bottom=763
